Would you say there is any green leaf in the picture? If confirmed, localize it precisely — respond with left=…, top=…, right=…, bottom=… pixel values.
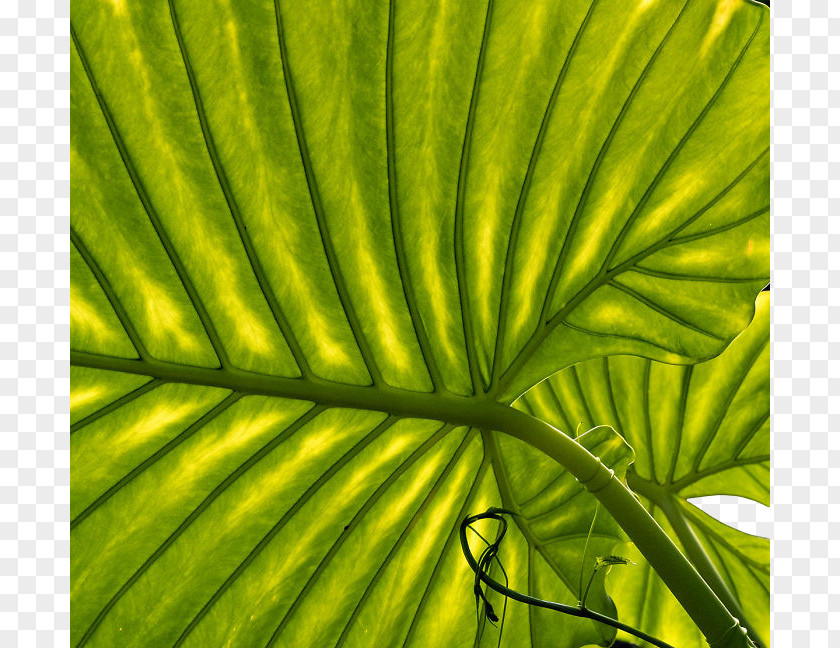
left=71, top=0, right=768, bottom=646
left=594, top=555, right=634, bottom=569
left=519, top=293, right=769, bottom=647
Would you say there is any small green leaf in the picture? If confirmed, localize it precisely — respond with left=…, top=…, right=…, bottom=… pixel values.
left=594, top=555, right=634, bottom=569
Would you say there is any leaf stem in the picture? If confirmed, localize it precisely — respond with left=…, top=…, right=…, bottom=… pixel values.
left=627, top=473, right=765, bottom=648
left=70, top=350, right=755, bottom=647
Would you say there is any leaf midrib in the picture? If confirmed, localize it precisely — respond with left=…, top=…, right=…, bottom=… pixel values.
left=70, top=350, right=531, bottom=432
left=72, top=350, right=612, bottom=631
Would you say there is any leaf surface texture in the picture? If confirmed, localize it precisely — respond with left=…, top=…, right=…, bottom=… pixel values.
left=71, top=0, right=769, bottom=645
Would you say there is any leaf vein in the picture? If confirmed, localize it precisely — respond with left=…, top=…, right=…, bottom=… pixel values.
left=273, top=0, right=382, bottom=386
left=384, top=0, right=443, bottom=393
left=399, top=458, right=488, bottom=648
left=70, top=391, right=241, bottom=531
left=454, top=0, right=495, bottom=394
left=630, top=267, right=769, bottom=284
left=70, top=25, right=230, bottom=369
left=167, top=0, right=312, bottom=378
left=610, top=279, right=726, bottom=342
left=263, top=422, right=454, bottom=646
left=600, top=12, right=766, bottom=270
left=71, top=229, right=147, bottom=360
left=489, top=0, right=600, bottom=391
left=335, top=429, right=477, bottom=647
left=539, top=0, right=692, bottom=325
left=76, top=404, right=323, bottom=647
left=70, top=378, right=161, bottom=435
left=171, top=415, right=401, bottom=647
left=690, top=339, right=769, bottom=474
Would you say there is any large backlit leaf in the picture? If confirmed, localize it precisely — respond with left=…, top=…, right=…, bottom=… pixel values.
left=71, top=0, right=769, bottom=645
left=519, top=293, right=769, bottom=647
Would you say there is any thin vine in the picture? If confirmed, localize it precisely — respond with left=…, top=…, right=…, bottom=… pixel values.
left=460, top=508, right=674, bottom=648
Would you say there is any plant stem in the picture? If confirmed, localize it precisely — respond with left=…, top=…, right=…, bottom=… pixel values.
left=580, top=568, right=597, bottom=609
left=506, top=421, right=757, bottom=648
left=627, top=474, right=765, bottom=648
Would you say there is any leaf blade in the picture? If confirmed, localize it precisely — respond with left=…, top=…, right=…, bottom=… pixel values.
left=71, top=0, right=769, bottom=645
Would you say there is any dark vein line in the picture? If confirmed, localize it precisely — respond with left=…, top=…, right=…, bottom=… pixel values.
left=264, top=422, right=454, bottom=647
left=489, top=0, right=599, bottom=392
left=709, top=543, right=740, bottom=605
left=741, top=463, right=769, bottom=492
left=697, top=524, right=742, bottom=598
left=511, top=136, right=767, bottom=393
left=167, top=0, right=311, bottom=378
left=482, top=429, right=518, bottom=509
left=630, top=266, right=770, bottom=284
left=610, top=152, right=769, bottom=278
left=273, top=0, right=382, bottom=386
left=738, top=545, right=771, bottom=591
left=495, top=129, right=768, bottom=395
left=517, top=397, right=536, bottom=418
left=399, top=459, right=488, bottom=648
left=560, top=320, right=681, bottom=356
left=635, top=554, right=653, bottom=629
left=602, top=358, right=624, bottom=435
left=171, top=415, right=400, bottom=647
left=540, top=531, right=617, bottom=546
left=608, top=284, right=721, bottom=351
left=548, top=380, right=577, bottom=433
left=754, top=565, right=770, bottom=593
left=71, top=392, right=241, bottom=531
left=75, top=405, right=322, bottom=647
left=696, top=522, right=770, bottom=608
left=671, top=454, right=769, bottom=492
left=542, top=380, right=573, bottom=434
left=745, top=562, right=770, bottom=595
left=734, top=411, right=770, bottom=460
left=527, top=544, right=537, bottom=648
left=70, top=378, right=160, bottom=435
left=610, top=279, right=725, bottom=342
left=526, top=486, right=590, bottom=526
left=665, top=205, right=770, bottom=248
left=385, top=0, right=442, bottom=392
left=454, top=0, right=494, bottom=394
left=643, top=361, right=657, bottom=484
left=570, top=365, right=595, bottom=429
left=517, top=469, right=571, bottom=510
left=600, top=12, right=765, bottom=271
left=683, top=506, right=768, bottom=571
left=691, top=339, right=768, bottom=474
left=335, top=430, right=477, bottom=647
left=539, top=0, right=692, bottom=324
left=70, top=25, right=230, bottom=369
left=533, top=541, right=585, bottom=622
left=666, top=366, right=693, bottom=484
left=71, top=229, right=147, bottom=360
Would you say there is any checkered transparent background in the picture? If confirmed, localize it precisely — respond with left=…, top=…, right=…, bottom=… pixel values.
left=0, top=0, right=833, bottom=645
left=3, top=0, right=71, bottom=645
